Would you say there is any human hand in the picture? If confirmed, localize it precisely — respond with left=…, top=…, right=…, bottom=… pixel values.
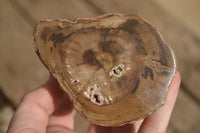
left=7, top=71, right=181, bottom=133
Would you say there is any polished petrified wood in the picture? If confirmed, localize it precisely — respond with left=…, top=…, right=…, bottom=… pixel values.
left=33, top=13, right=176, bottom=126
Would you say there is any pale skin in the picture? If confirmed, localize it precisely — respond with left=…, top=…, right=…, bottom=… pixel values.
left=7, top=71, right=181, bottom=133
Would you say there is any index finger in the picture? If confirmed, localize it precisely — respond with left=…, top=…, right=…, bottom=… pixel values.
left=7, top=77, right=65, bottom=133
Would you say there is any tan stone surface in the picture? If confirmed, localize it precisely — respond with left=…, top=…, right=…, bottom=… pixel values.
left=17, top=0, right=98, bottom=24
left=170, top=89, right=200, bottom=133
left=155, top=0, right=200, bottom=36
left=0, top=106, right=14, bottom=133
left=0, top=0, right=49, bottom=106
left=74, top=112, right=89, bottom=133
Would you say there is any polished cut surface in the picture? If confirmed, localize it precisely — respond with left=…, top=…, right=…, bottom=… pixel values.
left=33, top=13, right=176, bottom=126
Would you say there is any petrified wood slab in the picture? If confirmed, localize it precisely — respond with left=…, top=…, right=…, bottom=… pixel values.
left=33, top=13, right=176, bottom=126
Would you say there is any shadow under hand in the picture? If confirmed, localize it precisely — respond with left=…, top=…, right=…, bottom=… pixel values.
left=52, top=93, right=74, bottom=116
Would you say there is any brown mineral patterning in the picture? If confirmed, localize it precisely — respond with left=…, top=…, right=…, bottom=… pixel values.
left=33, top=13, right=176, bottom=126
